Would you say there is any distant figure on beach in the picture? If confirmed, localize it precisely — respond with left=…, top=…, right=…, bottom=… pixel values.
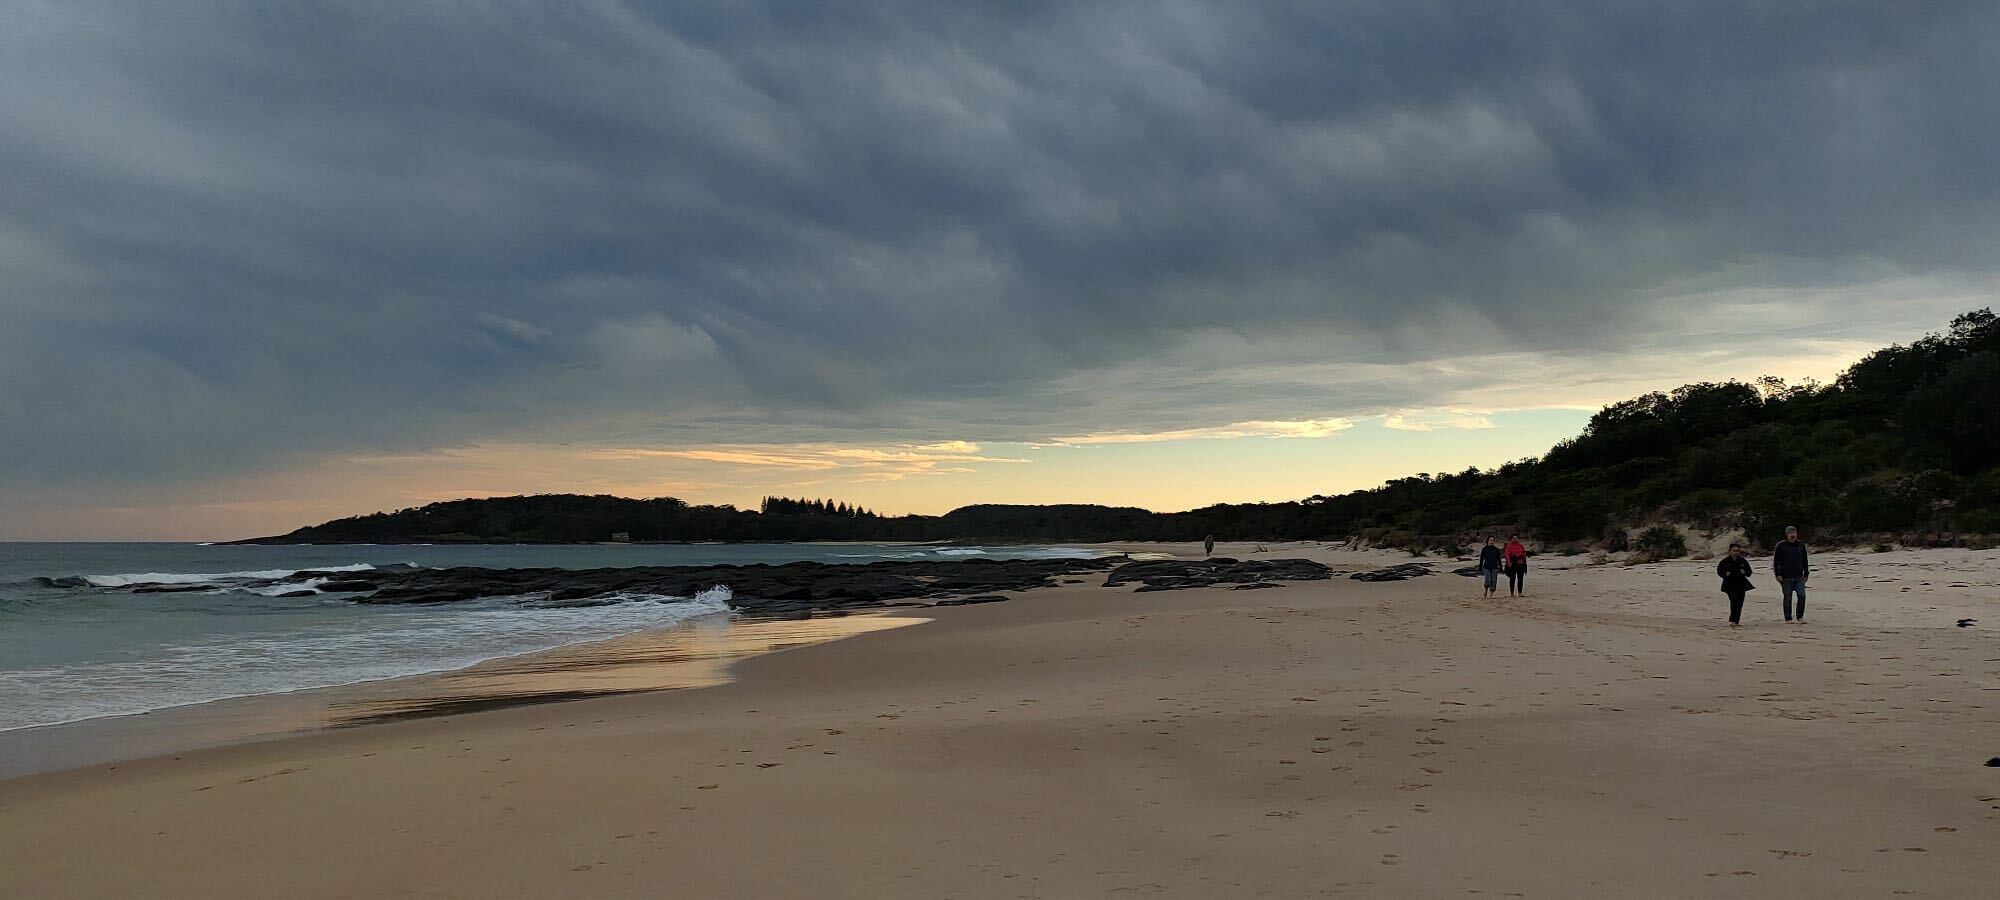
left=1502, top=534, right=1528, bottom=597
left=1716, top=542, right=1756, bottom=626
left=1478, top=537, right=1503, bottom=598
left=1203, top=534, right=1215, bottom=557
left=1774, top=526, right=1810, bottom=623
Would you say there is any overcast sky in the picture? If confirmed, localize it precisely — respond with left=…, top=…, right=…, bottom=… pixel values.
left=4, top=1, right=1998, bottom=539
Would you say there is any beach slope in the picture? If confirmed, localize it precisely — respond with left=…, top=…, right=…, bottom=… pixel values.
left=3, top=545, right=1996, bottom=897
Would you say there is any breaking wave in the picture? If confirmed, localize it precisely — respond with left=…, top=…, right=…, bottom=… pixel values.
left=79, top=563, right=381, bottom=588
left=0, top=586, right=736, bottom=732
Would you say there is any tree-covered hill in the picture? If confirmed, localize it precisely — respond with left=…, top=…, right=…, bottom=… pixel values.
left=245, top=310, right=2000, bottom=548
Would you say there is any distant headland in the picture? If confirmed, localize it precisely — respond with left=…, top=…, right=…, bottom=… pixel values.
left=242, top=310, right=2000, bottom=551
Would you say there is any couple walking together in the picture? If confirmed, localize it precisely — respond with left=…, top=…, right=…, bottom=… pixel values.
left=1714, top=525, right=1812, bottom=625
left=1478, top=535, right=1528, bottom=598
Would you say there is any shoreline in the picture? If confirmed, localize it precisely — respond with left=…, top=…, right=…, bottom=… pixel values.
left=5, top=542, right=1995, bottom=897
left=0, top=549, right=1273, bottom=777
left=10, top=540, right=1992, bottom=778
left=0, top=608, right=927, bottom=780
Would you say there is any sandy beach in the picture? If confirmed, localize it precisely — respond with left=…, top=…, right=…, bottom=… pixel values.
left=4, top=543, right=1997, bottom=897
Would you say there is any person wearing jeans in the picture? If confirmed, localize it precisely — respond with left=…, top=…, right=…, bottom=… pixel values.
left=1773, top=526, right=1810, bottom=623
left=1479, top=538, right=1503, bottom=598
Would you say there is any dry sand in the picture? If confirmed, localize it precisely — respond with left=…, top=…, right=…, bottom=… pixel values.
left=3, top=543, right=1997, bottom=897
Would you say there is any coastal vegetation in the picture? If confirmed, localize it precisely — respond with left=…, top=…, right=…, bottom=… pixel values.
left=251, top=310, right=2000, bottom=549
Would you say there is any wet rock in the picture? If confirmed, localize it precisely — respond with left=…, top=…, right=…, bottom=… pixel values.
left=349, top=556, right=1122, bottom=618
left=933, top=594, right=1008, bottom=606
left=317, top=579, right=378, bottom=592
left=1349, top=563, right=1435, bottom=582
left=1104, top=558, right=1333, bottom=592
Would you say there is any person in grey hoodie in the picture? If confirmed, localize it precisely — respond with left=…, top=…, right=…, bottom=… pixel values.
left=1772, top=526, right=1810, bottom=623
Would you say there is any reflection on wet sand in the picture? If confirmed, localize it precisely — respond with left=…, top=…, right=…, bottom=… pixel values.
left=328, top=612, right=923, bottom=725
left=0, top=611, right=925, bottom=778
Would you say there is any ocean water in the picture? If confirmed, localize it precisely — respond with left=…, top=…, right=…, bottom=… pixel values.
left=0, top=542, right=1102, bottom=732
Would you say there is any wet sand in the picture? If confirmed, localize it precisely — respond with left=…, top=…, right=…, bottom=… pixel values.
left=0, top=612, right=920, bottom=778
left=2, top=544, right=1996, bottom=897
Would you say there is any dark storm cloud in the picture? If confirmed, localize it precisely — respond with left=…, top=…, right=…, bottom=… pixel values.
left=3, top=1, right=1997, bottom=488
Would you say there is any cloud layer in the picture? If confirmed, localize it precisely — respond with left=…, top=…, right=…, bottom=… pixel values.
left=4, top=1, right=1998, bottom=525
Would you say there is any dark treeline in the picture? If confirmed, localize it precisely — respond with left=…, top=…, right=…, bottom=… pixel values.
left=246, top=495, right=1170, bottom=544
left=758, top=496, right=878, bottom=518
left=249, top=310, right=2000, bottom=548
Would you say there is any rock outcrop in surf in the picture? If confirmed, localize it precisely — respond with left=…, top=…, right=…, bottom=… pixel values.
left=66, top=557, right=1355, bottom=619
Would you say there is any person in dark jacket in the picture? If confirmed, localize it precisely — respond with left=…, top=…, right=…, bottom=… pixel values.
left=1478, top=537, right=1503, bottom=598
left=1502, top=534, right=1528, bottom=597
left=1772, top=525, right=1810, bottom=623
left=1716, top=542, right=1756, bottom=626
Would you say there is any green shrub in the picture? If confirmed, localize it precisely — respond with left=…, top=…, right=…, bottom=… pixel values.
left=1631, top=525, right=1688, bottom=561
left=1842, top=481, right=1924, bottom=532
left=1957, top=509, right=2000, bottom=534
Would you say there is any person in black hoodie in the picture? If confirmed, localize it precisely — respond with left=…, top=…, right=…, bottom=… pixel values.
left=1715, top=542, right=1756, bottom=626
left=1773, top=525, right=1810, bottom=623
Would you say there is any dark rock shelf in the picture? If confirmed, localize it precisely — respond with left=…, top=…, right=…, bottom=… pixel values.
left=99, top=557, right=1358, bottom=619
left=1102, top=557, right=1335, bottom=592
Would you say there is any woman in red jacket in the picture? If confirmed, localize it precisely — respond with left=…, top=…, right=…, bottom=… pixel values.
left=1502, top=535, right=1528, bottom=597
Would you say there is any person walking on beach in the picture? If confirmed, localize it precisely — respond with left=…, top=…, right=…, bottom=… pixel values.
left=1478, top=537, right=1503, bottom=598
left=1773, top=526, right=1810, bottom=623
left=1716, top=542, right=1756, bottom=626
left=1203, top=534, right=1215, bottom=557
left=1502, top=534, right=1528, bottom=597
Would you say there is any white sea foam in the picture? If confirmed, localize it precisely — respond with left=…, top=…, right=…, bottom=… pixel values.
left=0, top=586, right=735, bottom=732
left=244, top=578, right=330, bottom=596
left=82, top=563, right=378, bottom=588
